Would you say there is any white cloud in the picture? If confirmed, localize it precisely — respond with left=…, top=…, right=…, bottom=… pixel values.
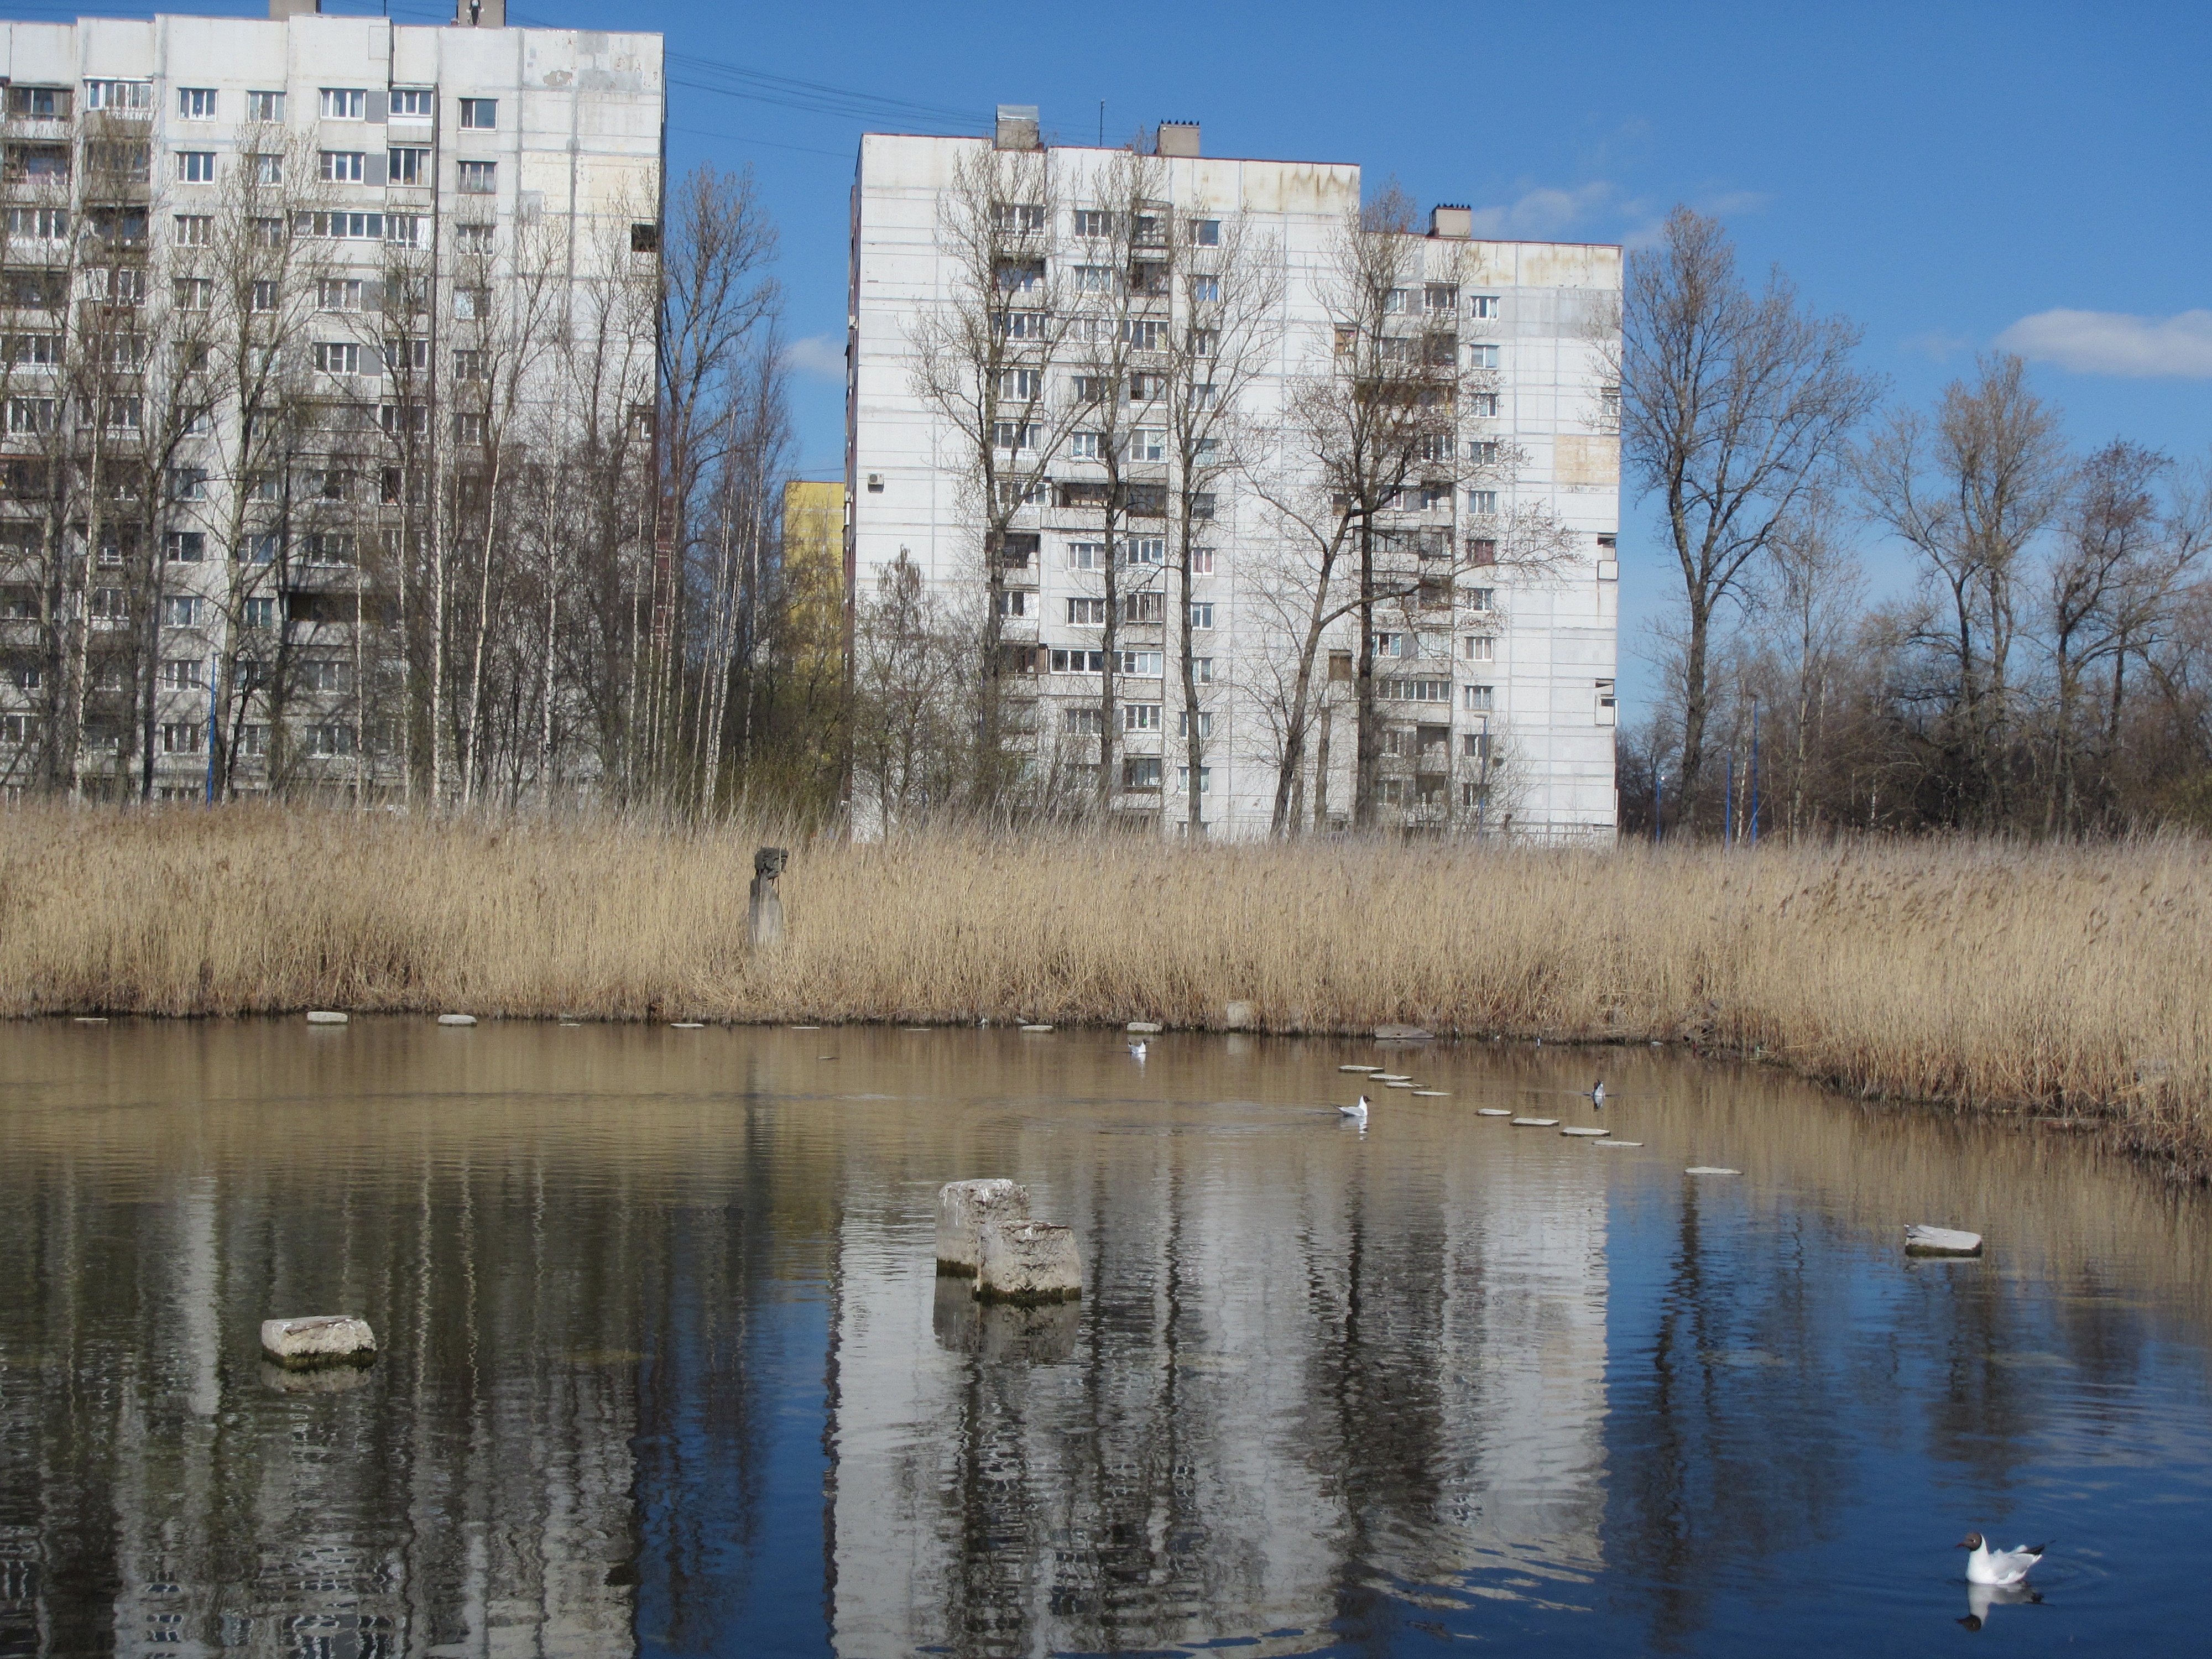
left=1467, top=182, right=1618, bottom=241
left=1994, top=308, right=2212, bottom=379
left=783, top=332, right=847, bottom=381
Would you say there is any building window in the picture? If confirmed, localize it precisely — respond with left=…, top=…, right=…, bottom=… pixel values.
left=1187, top=218, right=1220, bottom=247
left=160, top=658, right=204, bottom=690
left=992, top=421, right=1039, bottom=452
left=1119, top=591, right=1165, bottom=624
left=1178, top=710, right=1213, bottom=738
left=6, top=398, right=57, bottom=435
left=385, top=214, right=422, bottom=247
left=455, top=412, right=486, bottom=444
left=1372, top=632, right=1408, bottom=658
left=173, top=213, right=213, bottom=248
left=1460, top=634, right=1495, bottom=661
left=1189, top=602, right=1214, bottom=629
left=1178, top=766, right=1212, bottom=793
left=1463, top=586, right=1497, bottom=614
left=1425, top=283, right=1459, bottom=314
left=175, top=150, right=216, bottom=184
left=85, top=80, right=154, bottom=112
left=246, top=90, right=285, bottom=122
left=1129, top=429, right=1166, bottom=462
left=313, top=342, right=362, bottom=375
left=1463, top=684, right=1495, bottom=712
left=997, top=368, right=1041, bottom=400
left=1069, top=431, right=1102, bottom=461
left=1467, top=489, right=1498, bottom=515
left=1191, top=657, right=1214, bottom=682
left=994, top=589, right=1027, bottom=618
left=1470, top=295, right=1500, bottom=319
left=1072, top=208, right=1111, bottom=238
left=1066, top=597, right=1106, bottom=625
left=252, top=154, right=284, bottom=186
left=458, top=97, right=498, bottom=130
left=458, top=160, right=497, bottom=195
left=165, top=531, right=205, bottom=564
left=1072, top=264, right=1113, bottom=294
left=6, top=207, right=70, bottom=242
left=1467, top=343, right=1500, bottom=370
left=248, top=534, right=279, bottom=565
left=318, top=279, right=364, bottom=312
left=319, top=88, right=366, bottom=120
left=389, top=88, right=433, bottom=120
left=237, top=723, right=267, bottom=755
left=452, top=287, right=489, bottom=320
left=178, top=87, right=217, bottom=120
left=168, top=468, right=207, bottom=502
left=6, top=86, right=70, bottom=119
left=1114, top=650, right=1164, bottom=677
left=1123, top=537, right=1166, bottom=567
left=305, top=723, right=356, bottom=758
left=991, top=202, right=1045, bottom=232
left=299, top=659, right=353, bottom=693
left=1124, top=702, right=1162, bottom=732
left=630, top=221, right=660, bottom=253
left=172, top=278, right=213, bottom=311
left=1601, top=384, right=1621, bottom=426
left=1121, top=757, right=1163, bottom=791
left=388, top=147, right=429, bottom=185
left=320, top=152, right=366, bottom=184
left=453, top=348, right=486, bottom=381
left=1469, top=393, right=1501, bottom=419
left=454, top=222, right=495, bottom=252
left=1050, top=648, right=1106, bottom=674
left=243, top=598, right=274, bottom=629
left=1068, top=541, right=1103, bottom=570
left=1467, top=538, right=1499, bottom=567
left=304, top=534, right=356, bottom=567
left=161, top=595, right=202, bottom=628
left=1468, top=440, right=1500, bottom=467
left=250, top=281, right=279, bottom=313
left=161, top=723, right=204, bottom=756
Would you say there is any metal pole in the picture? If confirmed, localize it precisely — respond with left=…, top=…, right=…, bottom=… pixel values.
left=204, top=654, right=218, bottom=805
left=1749, top=697, right=1760, bottom=848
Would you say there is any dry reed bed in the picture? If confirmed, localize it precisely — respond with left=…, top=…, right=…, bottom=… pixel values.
left=3, top=807, right=2207, bottom=1177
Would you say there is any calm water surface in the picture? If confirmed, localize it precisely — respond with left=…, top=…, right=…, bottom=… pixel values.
left=3, top=1020, right=2209, bottom=1657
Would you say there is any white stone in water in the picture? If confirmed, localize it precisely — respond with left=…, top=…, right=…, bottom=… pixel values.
left=1594, top=1140, right=1644, bottom=1147
left=1476, top=1108, right=1514, bottom=1117
left=935, top=1178, right=1030, bottom=1276
left=1561, top=1126, right=1608, bottom=1136
left=1224, top=1000, right=1257, bottom=1030
left=305, top=1011, right=347, bottom=1025
left=1685, top=1166, right=1741, bottom=1176
left=438, top=1014, right=477, bottom=1026
left=1374, top=1074, right=1413, bottom=1083
left=1020, top=1024, right=1054, bottom=1032
left=260, top=1314, right=377, bottom=1368
left=1412, top=1089, right=1449, bottom=1097
left=1905, top=1224, right=1984, bottom=1256
left=1385, top=1081, right=1416, bottom=1089
left=1511, top=1117, right=1558, bottom=1127
left=1128, top=1021, right=1163, bottom=1034
left=975, top=1219, right=1082, bottom=1304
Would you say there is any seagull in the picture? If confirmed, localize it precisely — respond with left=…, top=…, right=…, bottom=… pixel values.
left=1958, top=1532, right=2046, bottom=1587
left=1128, top=1040, right=1147, bottom=1061
left=1339, top=1094, right=1370, bottom=1123
left=1960, top=1579, right=2041, bottom=1631
left=1588, top=1079, right=1606, bottom=1109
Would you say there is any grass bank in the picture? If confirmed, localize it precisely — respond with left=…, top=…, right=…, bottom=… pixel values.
left=3, top=807, right=2207, bottom=1180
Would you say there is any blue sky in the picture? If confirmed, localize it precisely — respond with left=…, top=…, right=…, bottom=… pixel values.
left=29, top=1, right=2212, bottom=693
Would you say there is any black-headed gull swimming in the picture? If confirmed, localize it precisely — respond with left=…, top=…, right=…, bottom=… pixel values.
left=1959, top=1580, right=2041, bottom=1631
left=1339, top=1094, right=1369, bottom=1123
left=1587, top=1079, right=1606, bottom=1108
left=1128, top=1040, right=1147, bottom=1061
left=1958, top=1532, right=2045, bottom=1586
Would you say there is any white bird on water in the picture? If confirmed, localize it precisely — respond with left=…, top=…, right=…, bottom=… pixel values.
left=1959, top=1532, right=2046, bottom=1587
left=1588, top=1079, right=1606, bottom=1109
left=1128, top=1040, right=1147, bottom=1061
left=1339, top=1094, right=1370, bottom=1123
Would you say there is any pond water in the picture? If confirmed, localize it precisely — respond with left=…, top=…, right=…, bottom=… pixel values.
left=2, top=1020, right=2209, bottom=1657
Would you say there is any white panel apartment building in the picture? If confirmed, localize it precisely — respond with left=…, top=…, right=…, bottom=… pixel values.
left=0, top=2, right=661, bottom=801
left=847, top=112, right=1620, bottom=838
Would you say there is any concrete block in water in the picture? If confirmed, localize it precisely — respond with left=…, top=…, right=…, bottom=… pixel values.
left=1905, top=1224, right=1984, bottom=1256
left=1126, top=1021, right=1162, bottom=1034
left=1223, top=1000, right=1256, bottom=1030
left=935, top=1178, right=1029, bottom=1276
left=975, top=1219, right=1082, bottom=1304
left=437, top=1013, right=477, bottom=1026
left=1375, top=1024, right=1433, bottom=1041
left=260, top=1314, right=377, bottom=1369
left=305, top=1010, right=348, bottom=1025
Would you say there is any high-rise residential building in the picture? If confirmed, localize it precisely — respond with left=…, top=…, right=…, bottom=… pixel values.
left=0, top=2, right=664, bottom=803
left=847, top=112, right=1620, bottom=838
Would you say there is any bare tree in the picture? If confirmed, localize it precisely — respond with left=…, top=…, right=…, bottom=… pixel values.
left=1610, top=206, right=1878, bottom=825
left=906, top=139, right=1079, bottom=813
left=1750, top=488, right=1863, bottom=838
left=1860, top=354, right=2068, bottom=826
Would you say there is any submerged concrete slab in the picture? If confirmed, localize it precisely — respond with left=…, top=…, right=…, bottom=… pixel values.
left=260, top=1314, right=377, bottom=1369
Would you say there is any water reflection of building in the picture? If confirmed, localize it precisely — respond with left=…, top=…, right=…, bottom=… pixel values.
left=824, top=1090, right=1613, bottom=1655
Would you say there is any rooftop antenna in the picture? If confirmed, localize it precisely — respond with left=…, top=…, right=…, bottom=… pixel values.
left=1098, top=101, right=1104, bottom=146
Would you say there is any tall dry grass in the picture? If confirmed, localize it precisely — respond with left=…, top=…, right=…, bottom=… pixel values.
left=3, top=806, right=2207, bottom=1177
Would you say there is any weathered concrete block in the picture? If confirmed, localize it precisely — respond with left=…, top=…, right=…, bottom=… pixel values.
left=437, top=1013, right=476, bottom=1026
left=1223, top=1000, right=1256, bottom=1030
left=305, top=1010, right=348, bottom=1025
left=260, top=1314, right=377, bottom=1369
left=1375, top=1024, right=1433, bottom=1041
left=1905, top=1224, right=1984, bottom=1256
left=935, top=1178, right=1029, bottom=1276
left=1126, top=1020, right=1162, bottom=1034
left=975, top=1219, right=1082, bottom=1304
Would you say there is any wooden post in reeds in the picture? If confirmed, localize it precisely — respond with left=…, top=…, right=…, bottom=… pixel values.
left=748, top=846, right=787, bottom=948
